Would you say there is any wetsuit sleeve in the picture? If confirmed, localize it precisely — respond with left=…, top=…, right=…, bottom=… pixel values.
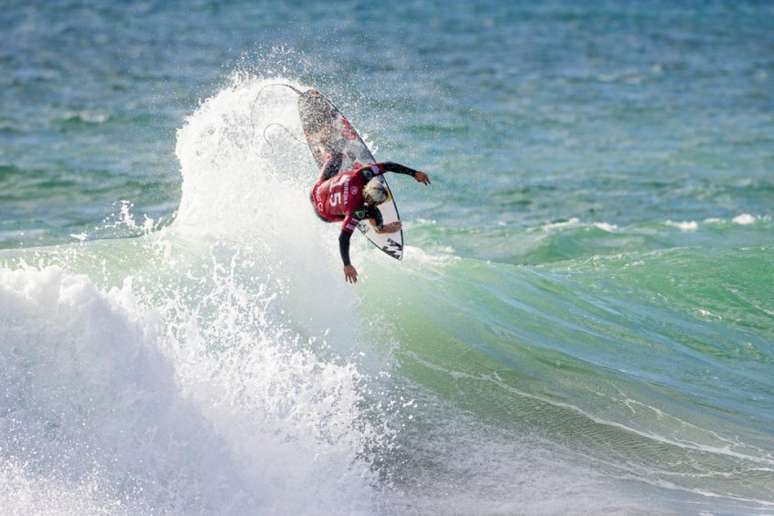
left=339, top=231, right=352, bottom=267
left=359, top=162, right=418, bottom=181
left=338, top=212, right=359, bottom=267
left=378, top=162, right=418, bottom=177
left=358, top=163, right=385, bottom=181
left=342, top=211, right=359, bottom=235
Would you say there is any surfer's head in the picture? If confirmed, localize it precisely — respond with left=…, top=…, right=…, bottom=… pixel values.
left=363, top=179, right=389, bottom=205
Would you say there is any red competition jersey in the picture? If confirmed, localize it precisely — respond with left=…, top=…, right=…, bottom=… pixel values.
left=312, top=163, right=385, bottom=234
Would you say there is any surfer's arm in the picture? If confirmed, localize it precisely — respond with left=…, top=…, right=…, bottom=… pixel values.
left=378, top=162, right=417, bottom=176
left=361, top=163, right=431, bottom=184
left=339, top=230, right=353, bottom=267
left=339, top=229, right=358, bottom=284
left=338, top=212, right=359, bottom=267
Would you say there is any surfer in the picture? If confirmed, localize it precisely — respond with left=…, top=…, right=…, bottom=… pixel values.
left=311, top=157, right=430, bottom=283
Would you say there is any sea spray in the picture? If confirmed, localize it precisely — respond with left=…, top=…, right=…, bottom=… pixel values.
left=0, top=76, right=398, bottom=514
left=0, top=252, right=389, bottom=514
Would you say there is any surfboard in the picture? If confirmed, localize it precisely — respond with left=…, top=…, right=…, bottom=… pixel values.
left=296, top=89, right=404, bottom=260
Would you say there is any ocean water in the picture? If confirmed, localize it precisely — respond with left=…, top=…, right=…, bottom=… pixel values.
left=1, top=1, right=773, bottom=514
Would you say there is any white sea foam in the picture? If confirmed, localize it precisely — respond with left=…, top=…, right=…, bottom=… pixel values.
left=593, top=222, right=618, bottom=232
left=537, top=219, right=619, bottom=233
left=666, top=220, right=698, bottom=232
left=0, top=259, right=382, bottom=514
left=0, top=76, right=393, bottom=514
left=0, top=460, right=131, bottom=516
left=732, top=213, right=756, bottom=225
left=171, top=75, right=371, bottom=354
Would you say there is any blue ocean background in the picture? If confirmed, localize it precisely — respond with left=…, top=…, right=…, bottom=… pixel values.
left=1, top=1, right=772, bottom=514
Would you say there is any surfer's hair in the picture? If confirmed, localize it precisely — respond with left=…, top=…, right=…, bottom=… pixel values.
left=363, top=179, right=389, bottom=205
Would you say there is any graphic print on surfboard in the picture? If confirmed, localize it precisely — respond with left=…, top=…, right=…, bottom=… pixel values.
left=298, top=89, right=403, bottom=260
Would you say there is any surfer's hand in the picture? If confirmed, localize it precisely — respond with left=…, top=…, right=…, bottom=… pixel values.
left=378, top=221, right=402, bottom=233
left=343, top=265, right=358, bottom=284
left=414, top=171, right=431, bottom=185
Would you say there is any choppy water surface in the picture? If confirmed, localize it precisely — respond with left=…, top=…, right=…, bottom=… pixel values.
left=1, top=1, right=772, bottom=514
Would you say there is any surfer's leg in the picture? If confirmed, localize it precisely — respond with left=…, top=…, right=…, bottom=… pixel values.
left=320, top=151, right=343, bottom=181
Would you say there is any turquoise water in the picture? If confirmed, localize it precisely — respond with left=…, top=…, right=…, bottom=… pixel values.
left=1, top=1, right=773, bottom=514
